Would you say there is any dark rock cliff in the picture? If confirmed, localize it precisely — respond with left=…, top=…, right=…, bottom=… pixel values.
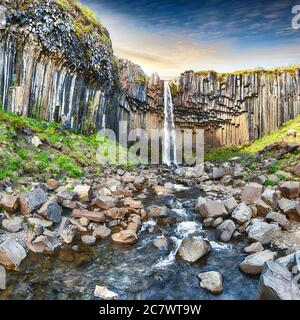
left=0, top=0, right=300, bottom=148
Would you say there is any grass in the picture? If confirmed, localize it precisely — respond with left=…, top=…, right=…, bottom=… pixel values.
left=205, top=115, right=300, bottom=162
left=0, top=108, right=130, bottom=181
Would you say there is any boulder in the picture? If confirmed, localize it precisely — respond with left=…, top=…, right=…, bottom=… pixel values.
left=280, top=181, right=300, bottom=199
left=93, top=224, right=111, bottom=239
left=47, top=179, right=59, bottom=191
left=147, top=205, right=168, bottom=219
left=153, top=236, right=169, bottom=250
left=241, top=182, right=263, bottom=205
left=198, top=271, right=223, bottom=294
left=38, top=201, right=62, bottom=224
left=30, top=235, right=61, bottom=253
left=104, top=207, right=128, bottom=220
left=211, top=217, right=223, bottom=228
left=57, top=189, right=77, bottom=201
left=216, top=220, right=236, bottom=242
left=262, top=189, right=278, bottom=209
left=94, top=285, right=118, bottom=300
left=72, top=209, right=105, bottom=223
left=276, top=252, right=299, bottom=270
left=20, top=188, right=48, bottom=215
left=0, top=265, right=5, bottom=290
left=27, top=217, right=53, bottom=228
left=0, top=195, right=19, bottom=213
left=257, top=260, right=300, bottom=300
left=93, top=195, right=117, bottom=210
left=293, top=164, right=300, bottom=177
left=0, top=238, right=26, bottom=270
left=105, top=179, right=121, bottom=192
left=177, top=237, right=211, bottom=263
left=111, top=230, right=138, bottom=245
left=248, top=220, right=281, bottom=244
left=60, top=226, right=76, bottom=244
left=212, top=165, right=233, bottom=180
left=232, top=203, right=252, bottom=224
left=196, top=199, right=227, bottom=219
left=256, top=199, right=272, bottom=216
left=265, top=212, right=290, bottom=230
left=239, top=250, right=277, bottom=275
left=123, top=198, right=143, bottom=209
left=278, top=198, right=299, bottom=219
left=244, top=242, right=264, bottom=254
left=224, top=197, right=238, bottom=214
left=73, top=185, right=92, bottom=203
left=31, top=135, right=42, bottom=147
left=2, top=216, right=24, bottom=233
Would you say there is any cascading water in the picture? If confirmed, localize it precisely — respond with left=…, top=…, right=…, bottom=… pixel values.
left=163, top=81, right=177, bottom=166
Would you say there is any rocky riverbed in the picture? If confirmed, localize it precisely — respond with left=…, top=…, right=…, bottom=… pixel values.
left=1, top=142, right=300, bottom=300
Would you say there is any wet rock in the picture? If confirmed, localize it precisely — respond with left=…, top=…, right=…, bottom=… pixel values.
left=111, top=230, right=138, bottom=245
left=58, top=247, right=74, bottom=263
left=93, top=224, right=111, bottom=238
left=2, top=217, right=24, bottom=233
left=72, top=209, right=105, bottom=223
left=153, top=185, right=173, bottom=194
left=153, top=236, right=168, bottom=250
left=81, top=235, right=96, bottom=246
left=38, top=201, right=62, bottom=224
left=104, top=208, right=128, bottom=220
left=232, top=203, right=252, bottom=224
left=265, top=212, right=290, bottom=230
left=0, top=238, right=26, bottom=270
left=239, top=250, right=277, bottom=275
left=280, top=181, right=300, bottom=199
left=127, top=222, right=139, bottom=233
left=147, top=205, right=168, bottom=219
left=247, top=220, right=281, bottom=244
left=74, top=185, right=92, bottom=203
left=244, top=242, right=264, bottom=254
left=203, top=218, right=214, bottom=227
left=20, top=188, right=48, bottom=215
left=47, top=179, right=59, bottom=191
left=241, top=182, right=263, bottom=205
left=0, top=265, right=5, bottom=290
left=94, top=285, right=118, bottom=300
left=224, top=197, right=238, bottom=214
left=257, top=260, right=300, bottom=300
left=177, top=237, right=211, bottom=263
left=92, top=195, right=117, bottom=210
left=216, top=219, right=236, bottom=242
left=262, top=189, right=278, bottom=209
left=198, top=271, right=223, bottom=294
left=196, top=199, right=227, bottom=219
left=31, top=136, right=42, bottom=147
left=0, top=195, right=19, bottom=213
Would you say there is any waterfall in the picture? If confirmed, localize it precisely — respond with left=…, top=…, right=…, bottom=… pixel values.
left=163, top=81, right=177, bottom=166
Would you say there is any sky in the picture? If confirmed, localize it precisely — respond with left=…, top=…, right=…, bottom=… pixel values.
left=80, top=0, right=300, bottom=79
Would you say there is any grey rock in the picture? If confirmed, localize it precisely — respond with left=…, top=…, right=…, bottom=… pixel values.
left=232, top=202, right=252, bottom=224
left=248, top=220, right=281, bottom=244
left=20, top=188, right=48, bottom=215
left=0, top=238, right=27, bottom=270
left=216, top=220, right=236, bottom=242
left=177, top=237, right=211, bottom=263
left=38, top=201, right=62, bottom=224
left=198, top=271, right=223, bottom=294
left=265, top=212, right=290, bottom=230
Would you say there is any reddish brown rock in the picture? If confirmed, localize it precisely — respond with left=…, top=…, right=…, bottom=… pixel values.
left=47, top=179, right=59, bottom=191
left=0, top=195, right=19, bottom=213
left=111, top=230, right=138, bottom=245
left=72, top=209, right=105, bottom=223
left=104, top=207, right=128, bottom=220
left=280, top=181, right=300, bottom=199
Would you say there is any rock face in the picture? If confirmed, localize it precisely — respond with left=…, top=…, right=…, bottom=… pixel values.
left=198, top=271, right=223, bottom=294
left=257, top=260, right=300, bottom=300
left=177, top=237, right=211, bottom=263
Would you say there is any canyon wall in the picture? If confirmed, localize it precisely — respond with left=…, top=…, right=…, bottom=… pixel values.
left=0, top=1, right=300, bottom=149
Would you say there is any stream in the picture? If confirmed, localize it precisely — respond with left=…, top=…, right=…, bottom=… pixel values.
left=1, top=184, right=259, bottom=300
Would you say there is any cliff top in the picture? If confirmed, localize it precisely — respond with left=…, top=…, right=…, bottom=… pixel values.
left=191, top=65, right=300, bottom=78
left=2, top=0, right=115, bottom=86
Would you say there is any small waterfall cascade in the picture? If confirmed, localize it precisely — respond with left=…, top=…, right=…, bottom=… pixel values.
left=163, top=81, right=177, bottom=166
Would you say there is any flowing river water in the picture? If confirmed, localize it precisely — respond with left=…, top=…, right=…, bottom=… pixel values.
left=1, top=182, right=259, bottom=300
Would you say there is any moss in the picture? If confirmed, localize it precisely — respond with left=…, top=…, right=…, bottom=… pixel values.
left=264, top=179, right=277, bottom=187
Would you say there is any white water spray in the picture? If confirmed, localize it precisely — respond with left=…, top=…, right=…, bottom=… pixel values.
left=163, top=81, right=177, bottom=166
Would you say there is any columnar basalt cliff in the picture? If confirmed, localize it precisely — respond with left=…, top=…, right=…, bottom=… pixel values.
left=0, top=0, right=300, bottom=149
left=0, top=0, right=117, bottom=133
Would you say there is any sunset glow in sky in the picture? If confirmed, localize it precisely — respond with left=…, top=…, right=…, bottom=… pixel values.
left=81, top=0, right=300, bottom=78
